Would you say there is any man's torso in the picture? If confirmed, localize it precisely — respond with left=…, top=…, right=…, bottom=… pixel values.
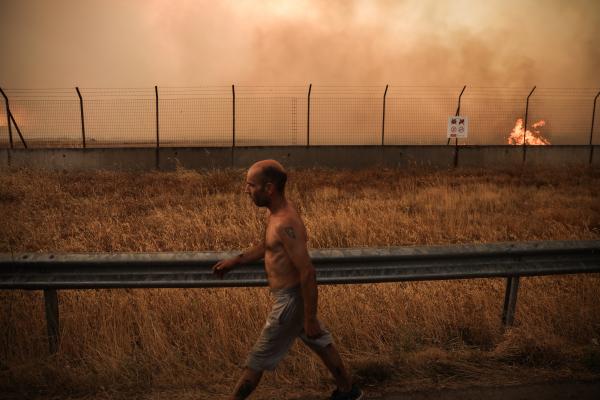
left=263, top=203, right=307, bottom=290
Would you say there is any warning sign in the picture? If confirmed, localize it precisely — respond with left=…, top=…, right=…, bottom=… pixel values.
left=447, top=116, right=468, bottom=139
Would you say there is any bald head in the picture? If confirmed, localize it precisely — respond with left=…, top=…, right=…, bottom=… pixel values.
left=248, top=159, right=287, bottom=194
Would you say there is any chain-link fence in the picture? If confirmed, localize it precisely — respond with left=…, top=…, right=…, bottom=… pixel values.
left=0, top=86, right=598, bottom=148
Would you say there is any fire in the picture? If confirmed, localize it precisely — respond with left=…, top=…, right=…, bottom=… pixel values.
left=507, top=118, right=550, bottom=145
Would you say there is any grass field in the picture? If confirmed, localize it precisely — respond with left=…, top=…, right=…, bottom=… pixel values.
left=1, top=166, right=599, bottom=399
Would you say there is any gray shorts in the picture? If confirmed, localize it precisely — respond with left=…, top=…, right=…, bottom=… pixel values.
left=245, top=285, right=334, bottom=371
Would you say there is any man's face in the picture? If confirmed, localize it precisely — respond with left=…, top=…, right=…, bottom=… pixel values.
left=245, top=168, right=270, bottom=207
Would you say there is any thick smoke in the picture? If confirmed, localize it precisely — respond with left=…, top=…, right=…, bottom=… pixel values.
left=0, top=0, right=599, bottom=87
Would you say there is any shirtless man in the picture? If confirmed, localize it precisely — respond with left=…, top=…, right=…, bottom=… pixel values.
left=212, top=160, right=363, bottom=400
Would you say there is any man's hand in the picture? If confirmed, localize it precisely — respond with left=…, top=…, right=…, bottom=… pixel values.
left=304, top=317, right=324, bottom=339
left=212, top=257, right=238, bottom=278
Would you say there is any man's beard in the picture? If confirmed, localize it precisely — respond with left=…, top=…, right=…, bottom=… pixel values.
left=252, top=192, right=270, bottom=207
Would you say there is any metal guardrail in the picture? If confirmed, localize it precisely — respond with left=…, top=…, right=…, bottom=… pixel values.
left=1, top=240, right=599, bottom=354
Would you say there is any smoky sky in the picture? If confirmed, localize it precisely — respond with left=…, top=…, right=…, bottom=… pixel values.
left=0, top=0, right=599, bottom=88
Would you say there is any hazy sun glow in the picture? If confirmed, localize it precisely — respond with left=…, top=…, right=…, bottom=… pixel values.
left=256, top=0, right=315, bottom=19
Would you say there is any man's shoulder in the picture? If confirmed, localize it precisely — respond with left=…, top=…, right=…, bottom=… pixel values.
left=270, top=211, right=302, bottom=229
left=266, top=208, right=294, bottom=223
left=268, top=213, right=303, bottom=240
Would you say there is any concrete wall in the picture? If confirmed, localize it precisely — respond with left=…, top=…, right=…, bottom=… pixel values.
left=2, top=148, right=157, bottom=171
left=161, top=146, right=458, bottom=170
left=1, top=145, right=598, bottom=171
left=524, top=145, right=595, bottom=168
left=457, top=146, right=524, bottom=168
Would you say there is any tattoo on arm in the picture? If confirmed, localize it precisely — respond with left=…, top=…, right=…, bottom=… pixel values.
left=284, top=226, right=296, bottom=239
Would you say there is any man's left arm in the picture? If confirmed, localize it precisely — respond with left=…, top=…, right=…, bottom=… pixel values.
left=277, top=224, right=322, bottom=339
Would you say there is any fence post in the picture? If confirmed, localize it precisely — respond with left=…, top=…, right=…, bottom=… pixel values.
left=455, top=86, right=466, bottom=117
left=523, top=86, right=536, bottom=163
left=452, top=85, right=467, bottom=166
left=502, top=276, right=520, bottom=327
left=589, top=91, right=600, bottom=164
left=307, top=83, right=312, bottom=147
left=0, top=87, right=14, bottom=149
left=0, top=88, right=27, bottom=149
left=232, top=85, right=236, bottom=148
left=76, top=87, right=86, bottom=148
left=9, top=114, right=27, bottom=148
left=44, top=289, right=60, bottom=354
left=381, top=84, right=389, bottom=146
left=154, top=86, right=160, bottom=169
left=447, top=86, right=467, bottom=144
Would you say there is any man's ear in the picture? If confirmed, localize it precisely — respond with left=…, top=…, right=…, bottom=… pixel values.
left=265, top=182, right=274, bottom=195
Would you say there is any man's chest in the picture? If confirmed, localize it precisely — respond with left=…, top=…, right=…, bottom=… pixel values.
left=264, top=223, right=283, bottom=252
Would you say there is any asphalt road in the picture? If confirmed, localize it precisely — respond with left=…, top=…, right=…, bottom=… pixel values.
left=376, top=381, right=600, bottom=400
left=4, top=380, right=599, bottom=400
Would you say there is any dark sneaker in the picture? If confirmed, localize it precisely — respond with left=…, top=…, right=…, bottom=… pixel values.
left=330, top=384, right=363, bottom=400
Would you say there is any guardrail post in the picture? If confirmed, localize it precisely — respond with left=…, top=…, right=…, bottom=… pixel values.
left=501, top=276, right=520, bottom=327
left=523, top=86, right=536, bottom=163
left=589, top=91, right=600, bottom=164
left=0, top=87, right=14, bottom=149
left=381, top=84, right=389, bottom=146
left=43, top=289, right=60, bottom=354
left=76, top=87, right=86, bottom=148
left=307, top=83, right=312, bottom=147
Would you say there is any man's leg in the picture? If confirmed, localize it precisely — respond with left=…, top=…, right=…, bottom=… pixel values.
left=308, top=343, right=352, bottom=392
left=229, top=367, right=263, bottom=400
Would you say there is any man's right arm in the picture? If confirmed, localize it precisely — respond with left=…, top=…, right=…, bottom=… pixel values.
left=212, top=242, right=265, bottom=277
left=235, top=242, right=265, bottom=265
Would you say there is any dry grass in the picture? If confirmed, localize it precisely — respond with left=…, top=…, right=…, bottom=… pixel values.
left=1, top=166, right=600, bottom=399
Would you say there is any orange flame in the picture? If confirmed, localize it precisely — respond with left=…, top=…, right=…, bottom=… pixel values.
left=507, top=118, right=550, bottom=145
